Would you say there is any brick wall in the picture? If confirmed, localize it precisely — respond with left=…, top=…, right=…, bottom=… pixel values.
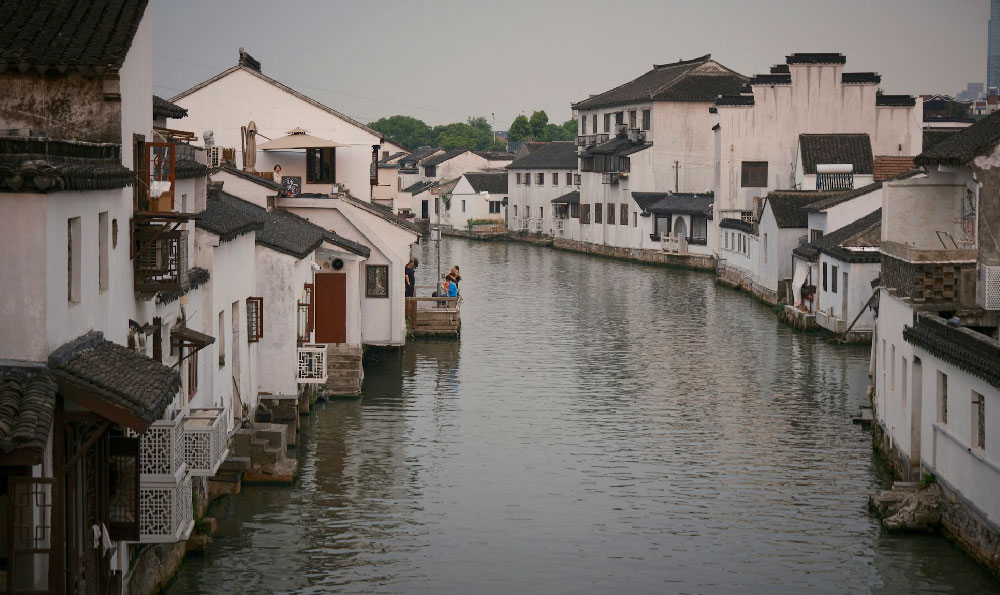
left=882, top=254, right=976, bottom=306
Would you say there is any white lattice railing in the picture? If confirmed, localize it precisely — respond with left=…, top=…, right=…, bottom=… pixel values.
left=131, top=416, right=186, bottom=481
left=138, top=472, right=194, bottom=543
left=184, top=407, right=229, bottom=477
left=298, top=345, right=328, bottom=384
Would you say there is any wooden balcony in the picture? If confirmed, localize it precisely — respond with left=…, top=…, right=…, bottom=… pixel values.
left=133, top=225, right=189, bottom=293
left=406, top=287, right=461, bottom=337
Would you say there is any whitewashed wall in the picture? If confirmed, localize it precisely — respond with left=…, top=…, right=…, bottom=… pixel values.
left=508, top=168, right=576, bottom=234
left=255, top=247, right=314, bottom=397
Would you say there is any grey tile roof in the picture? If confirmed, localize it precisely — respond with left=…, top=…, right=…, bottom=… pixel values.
left=403, top=180, right=435, bottom=194
left=508, top=141, right=578, bottom=169
left=813, top=208, right=882, bottom=263
left=842, top=72, right=881, bottom=84
left=463, top=171, right=508, bottom=194
left=48, top=332, right=180, bottom=428
left=750, top=74, right=791, bottom=85
left=904, top=314, right=1000, bottom=390
left=197, top=191, right=265, bottom=241
left=341, top=193, right=421, bottom=234
left=175, top=158, right=208, bottom=180
left=0, top=363, right=56, bottom=456
left=799, top=133, right=874, bottom=174
left=474, top=151, right=515, bottom=161
left=876, top=94, right=917, bottom=107
left=379, top=151, right=406, bottom=164
left=0, top=136, right=133, bottom=192
left=720, top=218, right=753, bottom=233
left=716, top=94, right=754, bottom=106
left=422, top=148, right=468, bottom=167
left=209, top=190, right=330, bottom=258
left=0, top=0, right=148, bottom=74
left=210, top=163, right=282, bottom=191
left=636, top=192, right=714, bottom=217
left=572, top=55, right=747, bottom=109
left=584, top=137, right=650, bottom=157
left=153, top=95, right=187, bottom=120
left=157, top=267, right=210, bottom=305
left=551, top=190, right=579, bottom=204
left=770, top=64, right=790, bottom=74
left=764, top=192, right=817, bottom=228
left=398, top=147, right=441, bottom=166
left=323, top=232, right=370, bottom=258
left=801, top=182, right=878, bottom=212
left=786, top=53, right=846, bottom=65
left=916, top=110, right=1000, bottom=166
left=922, top=128, right=965, bottom=152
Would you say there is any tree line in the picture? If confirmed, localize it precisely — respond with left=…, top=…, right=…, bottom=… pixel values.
left=369, top=111, right=577, bottom=152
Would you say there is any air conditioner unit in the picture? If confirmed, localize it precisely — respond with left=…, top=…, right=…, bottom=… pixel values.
left=979, top=264, right=1000, bottom=310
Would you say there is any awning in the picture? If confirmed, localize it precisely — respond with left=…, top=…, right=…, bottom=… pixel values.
left=170, top=326, right=215, bottom=351
left=258, top=128, right=346, bottom=150
left=551, top=190, right=580, bottom=204
left=48, top=332, right=181, bottom=433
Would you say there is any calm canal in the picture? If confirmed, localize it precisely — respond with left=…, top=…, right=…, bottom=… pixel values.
left=169, top=238, right=999, bottom=594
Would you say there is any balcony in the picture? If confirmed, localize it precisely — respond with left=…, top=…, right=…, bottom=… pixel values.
left=297, top=345, right=328, bottom=384
left=602, top=172, right=620, bottom=184
left=132, top=416, right=194, bottom=543
left=554, top=218, right=565, bottom=231
left=881, top=241, right=978, bottom=309
left=183, top=407, right=229, bottom=477
left=133, top=226, right=189, bottom=293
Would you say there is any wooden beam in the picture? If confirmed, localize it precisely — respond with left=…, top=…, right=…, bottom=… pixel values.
left=57, top=421, right=111, bottom=477
left=52, top=373, right=151, bottom=433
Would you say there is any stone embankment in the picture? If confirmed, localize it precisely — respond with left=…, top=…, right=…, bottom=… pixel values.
left=870, top=482, right=942, bottom=531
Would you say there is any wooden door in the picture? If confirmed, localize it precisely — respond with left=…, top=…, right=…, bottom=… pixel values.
left=315, top=273, right=347, bottom=344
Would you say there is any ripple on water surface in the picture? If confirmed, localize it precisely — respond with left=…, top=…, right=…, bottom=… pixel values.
left=169, top=239, right=999, bottom=595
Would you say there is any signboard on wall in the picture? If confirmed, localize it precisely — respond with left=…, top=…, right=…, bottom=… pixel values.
left=281, top=176, right=301, bottom=197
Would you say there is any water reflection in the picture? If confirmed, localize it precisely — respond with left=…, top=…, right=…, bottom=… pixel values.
left=170, top=239, right=998, bottom=594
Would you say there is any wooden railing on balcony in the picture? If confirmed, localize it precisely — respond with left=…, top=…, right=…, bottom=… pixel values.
left=133, top=226, right=189, bottom=293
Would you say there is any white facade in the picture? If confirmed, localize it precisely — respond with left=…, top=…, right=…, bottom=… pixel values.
left=508, top=167, right=578, bottom=234
left=446, top=175, right=507, bottom=230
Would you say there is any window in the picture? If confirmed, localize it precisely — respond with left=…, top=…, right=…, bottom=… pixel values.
left=642, top=109, right=651, bottom=131
left=524, top=174, right=530, bottom=186
left=489, top=200, right=501, bottom=214
left=891, top=344, right=896, bottom=391
left=615, top=111, right=624, bottom=126
left=107, top=436, right=140, bottom=541
left=592, top=114, right=597, bottom=135
left=68, top=217, right=81, bottom=302
left=514, top=205, right=517, bottom=217
left=574, top=174, right=581, bottom=185
left=581, top=115, right=587, bottom=135
left=633, top=212, right=637, bottom=227
left=595, top=202, right=603, bottom=224
left=620, top=204, right=628, bottom=226
left=580, top=203, right=591, bottom=224
left=218, top=311, right=225, bottom=367
left=901, top=358, right=908, bottom=410
left=570, top=203, right=580, bottom=219
left=147, top=142, right=175, bottom=211
left=307, top=148, right=334, bottom=183
left=822, top=262, right=828, bottom=292
left=424, top=165, right=436, bottom=177
left=366, top=265, right=389, bottom=298
left=566, top=172, right=572, bottom=185
left=187, top=350, right=199, bottom=401
left=604, top=113, right=611, bottom=133
left=461, top=199, right=466, bottom=213
left=725, top=232, right=730, bottom=250
left=98, top=211, right=109, bottom=291
left=516, top=173, right=522, bottom=185
left=246, top=296, right=263, bottom=343
left=629, top=110, right=637, bottom=129
left=540, top=207, right=544, bottom=220
left=552, top=173, right=558, bottom=185
left=607, top=203, right=615, bottom=225
left=811, top=229, right=824, bottom=243
left=832, top=265, right=839, bottom=293
left=536, top=173, right=544, bottom=185
left=973, top=391, right=985, bottom=450
left=526, top=206, right=530, bottom=218
left=937, top=372, right=948, bottom=423
left=741, top=161, right=768, bottom=187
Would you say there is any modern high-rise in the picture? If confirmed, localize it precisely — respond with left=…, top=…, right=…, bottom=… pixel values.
left=989, top=0, right=1000, bottom=90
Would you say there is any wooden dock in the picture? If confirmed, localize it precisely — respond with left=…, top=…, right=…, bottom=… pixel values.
left=406, top=288, right=461, bottom=337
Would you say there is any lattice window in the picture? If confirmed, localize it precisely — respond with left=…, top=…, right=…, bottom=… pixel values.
left=132, top=419, right=184, bottom=477
left=108, top=436, right=140, bottom=541
left=246, top=296, right=263, bottom=342
left=366, top=265, right=389, bottom=298
left=979, top=265, right=1000, bottom=310
left=297, top=346, right=328, bottom=383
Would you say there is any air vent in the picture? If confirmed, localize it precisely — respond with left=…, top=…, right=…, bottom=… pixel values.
left=979, top=264, right=1000, bottom=310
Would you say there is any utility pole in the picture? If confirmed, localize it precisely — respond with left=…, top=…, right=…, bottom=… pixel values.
left=673, top=160, right=681, bottom=193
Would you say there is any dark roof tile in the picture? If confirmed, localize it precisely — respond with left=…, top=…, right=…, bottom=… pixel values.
left=0, top=136, right=132, bottom=192
left=551, top=190, right=579, bottom=204
left=341, top=193, right=421, bottom=234
left=876, top=94, right=917, bottom=107
left=904, top=314, right=1000, bottom=390
left=422, top=148, right=469, bottom=167
left=508, top=141, right=578, bottom=169
left=922, top=128, right=965, bottom=152
left=632, top=192, right=714, bottom=217
left=719, top=218, right=753, bottom=233
left=463, top=171, right=507, bottom=194
left=814, top=208, right=882, bottom=263
left=0, top=363, right=57, bottom=456
left=716, top=94, right=754, bottom=106
left=799, top=133, right=874, bottom=174
left=842, top=72, right=881, bottom=84
left=916, top=110, right=1000, bottom=166
left=750, top=73, right=791, bottom=85
left=153, top=95, right=187, bottom=120
left=786, top=53, right=846, bottom=65
left=210, top=163, right=282, bottom=191
left=764, top=192, right=817, bottom=228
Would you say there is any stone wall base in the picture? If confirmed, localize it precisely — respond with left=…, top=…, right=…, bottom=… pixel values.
left=552, top=238, right=716, bottom=271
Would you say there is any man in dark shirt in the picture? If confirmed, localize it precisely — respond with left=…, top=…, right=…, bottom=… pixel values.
left=404, top=259, right=417, bottom=297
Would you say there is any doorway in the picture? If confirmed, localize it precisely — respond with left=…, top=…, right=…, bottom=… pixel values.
left=315, top=273, right=347, bottom=344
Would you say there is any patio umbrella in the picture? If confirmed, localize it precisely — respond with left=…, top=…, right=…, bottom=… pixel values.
left=244, top=121, right=257, bottom=170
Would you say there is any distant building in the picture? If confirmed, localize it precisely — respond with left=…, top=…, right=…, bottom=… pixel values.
left=956, top=82, right=984, bottom=102
left=990, top=0, right=1000, bottom=91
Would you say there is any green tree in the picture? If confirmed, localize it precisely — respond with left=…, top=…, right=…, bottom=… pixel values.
left=560, top=119, right=578, bottom=140
left=368, top=115, right=432, bottom=151
left=529, top=110, right=549, bottom=140
left=509, top=115, right=532, bottom=142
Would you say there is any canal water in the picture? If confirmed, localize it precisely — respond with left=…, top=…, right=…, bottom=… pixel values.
left=169, top=239, right=999, bottom=594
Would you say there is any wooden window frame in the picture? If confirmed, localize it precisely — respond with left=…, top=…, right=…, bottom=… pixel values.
left=580, top=203, right=590, bottom=224
left=565, top=172, right=572, bottom=185
left=187, top=349, right=199, bottom=400
left=741, top=161, right=768, bottom=188
left=595, top=202, right=602, bottom=224
left=552, top=172, right=558, bottom=185
left=535, top=173, right=544, bottom=185
left=604, top=113, right=611, bottom=133
left=620, top=204, right=628, bottom=226
left=246, top=296, right=264, bottom=343
left=642, top=109, right=651, bottom=131
left=607, top=203, right=616, bottom=225
left=306, top=147, right=335, bottom=184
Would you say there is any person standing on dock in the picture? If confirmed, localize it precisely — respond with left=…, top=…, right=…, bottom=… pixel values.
left=405, top=259, right=416, bottom=297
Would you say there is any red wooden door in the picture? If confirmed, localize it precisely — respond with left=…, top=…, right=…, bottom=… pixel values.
left=314, top=273, right=347, bottom=344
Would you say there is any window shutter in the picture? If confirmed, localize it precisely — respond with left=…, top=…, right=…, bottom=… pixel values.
left=107, top=436, right=140, bottom=541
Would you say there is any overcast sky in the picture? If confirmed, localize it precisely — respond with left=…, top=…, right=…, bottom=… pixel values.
left=153, top=0, right=988, bottom=130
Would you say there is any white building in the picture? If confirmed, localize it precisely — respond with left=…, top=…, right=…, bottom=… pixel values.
left=506, top=141, right=578, bottom=234
left=872, top=112, right=1000, bottom=572
left=446, top=171, right=507, bottom=230
left=168, top=48, right=404, bottom=200
left=713, top=53, right=922, bottom=249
